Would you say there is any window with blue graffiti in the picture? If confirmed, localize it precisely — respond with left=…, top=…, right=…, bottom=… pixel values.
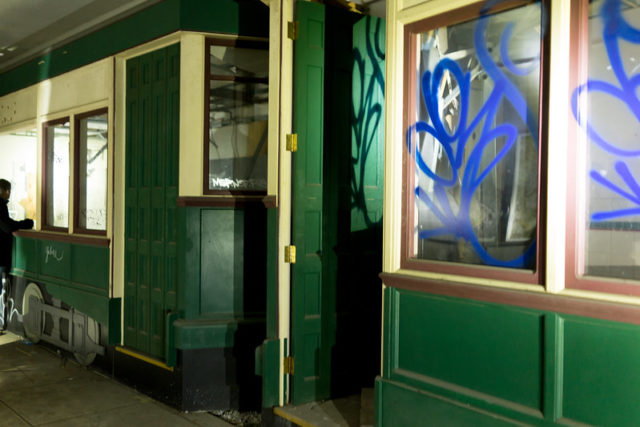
left=405, top=2, right=542, bottom=269
left=572, top=0, right=640, bottom=281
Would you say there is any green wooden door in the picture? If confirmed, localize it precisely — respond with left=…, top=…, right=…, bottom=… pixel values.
left=291, top=0, right=328, bottom=404
left=124, top=44, right=180, bottom=359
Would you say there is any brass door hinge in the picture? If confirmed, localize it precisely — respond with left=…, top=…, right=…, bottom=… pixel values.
left=286, top=133, right=297, bottom=152
left=288, top=21, right=299, bottom=40
left=283, top=356, right=295, bottom=375
left=284, top=245, right=296, bottom=264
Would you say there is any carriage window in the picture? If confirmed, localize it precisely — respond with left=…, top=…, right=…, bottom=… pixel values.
left=205, top=39, right=268, bottom=193
left=571, top=0, right=640, bottom=283
left=43, top=118, right=70, bottom=230
left=404, top=2, right=542, bottom=270
left=75, top=110, right=108, bottom=233
left=0, top=128, right=37, bottom=222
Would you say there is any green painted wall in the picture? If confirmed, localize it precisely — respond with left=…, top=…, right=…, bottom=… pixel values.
left=377, top=286, right=640, bottom=426
left=0, top=0, right=268, bottom=97
left=11, top=235, right=113, bottom=326
left=175, top=205, right=267, bottom=350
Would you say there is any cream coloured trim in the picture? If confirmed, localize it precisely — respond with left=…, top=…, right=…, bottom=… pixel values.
left=383, top=0, right=404, bottom=274
left=0, top=119, right=37, bottom=135
left=278, top=0, right=294, bottom=406
left=38, top=100, right=109, bottom=125
left=396, top=0, right=476, bottom=24
left=267, top=0, right=282, bottom=199
left=545, top=0, right=573, bottom=293
left=0, top=85, right=37, bottom=130
left=179, top=33, right=205, bottom=197
left=114, top=54, right=126, bottom=341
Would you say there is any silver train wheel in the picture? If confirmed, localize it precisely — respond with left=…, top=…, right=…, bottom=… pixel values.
left=22, top=282, right=43, bottom=343
left=73, top=316, right=99, bottom=366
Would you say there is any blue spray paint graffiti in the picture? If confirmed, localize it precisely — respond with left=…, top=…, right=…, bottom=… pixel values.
left=572, top=0, right=640, bottom=221
left=406, top=1, right=542, bottom=268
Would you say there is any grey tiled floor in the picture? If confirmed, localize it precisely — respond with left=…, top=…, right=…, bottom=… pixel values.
left=0, top=333, right=232, bottom=427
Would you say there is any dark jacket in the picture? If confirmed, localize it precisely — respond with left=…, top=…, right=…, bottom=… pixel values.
left=0, top=199, right=33, bottom=269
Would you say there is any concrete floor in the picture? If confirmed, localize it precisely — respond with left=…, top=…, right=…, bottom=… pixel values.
left=273, top=389, right=374, bottom=427
left=0, top=332, right=233, bottom=427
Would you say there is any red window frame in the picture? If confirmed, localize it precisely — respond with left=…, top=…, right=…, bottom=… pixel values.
left=564, top=0, right=640, bottom=296
left=203, top=37, right=269, bottom=196
left=73, top=108, right=108, bottom=236
left=400, top=0, right=548, bottom=285
left=42, top=117, right=71, bottom=232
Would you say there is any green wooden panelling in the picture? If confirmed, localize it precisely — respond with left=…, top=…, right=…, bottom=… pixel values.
left=266, top=208, right=278, bottom=339
left=200, top=209, right=244, bottom=315
left=71, top=245, right=109, bottom=291
left=178, top=206, right=267, bottom=321
left=395, top=289, right=543, bottom=411
left=165, top=311, right=179, bottom=366
left=178, top=207, right=200, bottom=319
left=173, top=318, right=265, bottom=349
left=562, top=317, right=640, bottom=425
left=291, top=0, right=329, bottom=405
left=11, top=235, right=113, bottom=326
left=12, top=236, right=39, bottom=275
left=376, top=378, right=518, bottom=427
left=109, top=298, right=122, bottom=345
left=259, top=337, right=281, bottom=408
left=261, top=208, right=279, bottom=408
left=180, top=0, right=269, bottom=36
left=0, top=0, right=268, bottom=97
left=39, top=241, right=71, bottom=281
left=124, top=44, right=179, bottom=359
left=381, top=286, right=640, bottom=426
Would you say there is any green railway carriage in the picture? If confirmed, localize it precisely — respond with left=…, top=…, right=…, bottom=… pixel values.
left=3, top=0, right=640, bottom=424
left=0, top=0, right=271, bottom=411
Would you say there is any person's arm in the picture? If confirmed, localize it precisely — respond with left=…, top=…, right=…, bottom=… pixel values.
left=0, top=203, right=21, bottom=233
left=17, top=218, right=34, bottom=230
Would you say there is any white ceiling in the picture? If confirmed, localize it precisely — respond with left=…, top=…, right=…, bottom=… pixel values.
left=351, top=0, right=385, bottom=17
left=0, top=0, right=160, bottom=74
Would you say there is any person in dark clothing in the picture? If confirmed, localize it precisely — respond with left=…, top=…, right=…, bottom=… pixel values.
left=0, top=179, right=34, bottom=276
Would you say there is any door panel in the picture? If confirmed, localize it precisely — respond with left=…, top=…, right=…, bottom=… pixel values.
left=291, top=4, right=385, bottom=404
left=291, top=0, right=328, bottom=404
left=124, top=44, right=180, bottom=358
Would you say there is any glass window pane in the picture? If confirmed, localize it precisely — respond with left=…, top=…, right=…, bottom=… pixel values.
left=208, top=80, right=268, bottom=191
left=406, top=3, right=541, bottom=269
left=45, top=120, right=70, bottom=228
left=576, top=0, right=640, bottom=280
left=0, top=129, right=37, bottom=222
left=209, top=45, right=268, bottom=78
left=78, top=112, right=108, bottom=231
